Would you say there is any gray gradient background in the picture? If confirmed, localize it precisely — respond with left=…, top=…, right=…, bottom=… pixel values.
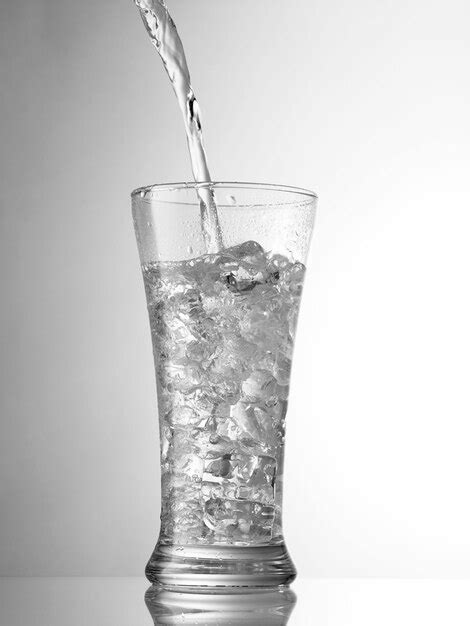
left=1, top=0, right=470, bottom=577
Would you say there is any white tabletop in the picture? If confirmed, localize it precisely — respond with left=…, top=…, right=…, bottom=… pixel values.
left=1, top=577, right=469, bottom=625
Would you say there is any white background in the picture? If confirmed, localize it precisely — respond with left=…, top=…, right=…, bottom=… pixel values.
left=1, top=0, right=470, bottom=576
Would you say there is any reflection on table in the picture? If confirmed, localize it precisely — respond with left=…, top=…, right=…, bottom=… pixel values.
left=145, top=584, right=297, bottom=625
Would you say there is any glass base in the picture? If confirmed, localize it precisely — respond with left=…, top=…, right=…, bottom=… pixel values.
left=145, top=543, right=297, bottom=590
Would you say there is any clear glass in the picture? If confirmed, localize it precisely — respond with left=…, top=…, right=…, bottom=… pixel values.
left=132, top=182, right=317, bottom=590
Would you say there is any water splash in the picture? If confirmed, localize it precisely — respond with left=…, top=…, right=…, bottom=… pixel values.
left=134, top=0, right=223, bottom=252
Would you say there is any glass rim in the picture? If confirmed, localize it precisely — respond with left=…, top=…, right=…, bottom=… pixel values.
left=131, top=181, right=318, bottom=202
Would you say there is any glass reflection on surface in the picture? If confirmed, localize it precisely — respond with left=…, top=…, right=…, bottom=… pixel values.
left=145, top=585, right=296, bottom=625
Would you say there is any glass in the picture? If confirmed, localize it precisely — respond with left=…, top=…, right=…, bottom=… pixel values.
left=132, top=182, right=317, bottom=590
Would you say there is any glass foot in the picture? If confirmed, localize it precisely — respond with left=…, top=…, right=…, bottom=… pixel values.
left=145, top=543, right=297, bottom=590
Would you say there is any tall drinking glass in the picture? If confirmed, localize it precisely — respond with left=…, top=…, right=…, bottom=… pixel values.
left=132, top=182, right=317, bottom=590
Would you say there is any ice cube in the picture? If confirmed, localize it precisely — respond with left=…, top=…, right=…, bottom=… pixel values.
left=241, top=370, right=278, bottom=403
left=174, top=453, right=204, bottom=480
left=229, top=404, right=264, bottom=440
left=225, top=268, right=258, bottom=293
left=203, top=497, right=274, bottom=539
left=201, top=480, right=237, bottom=501
left=284, top=261, right=305, bottom=295
left=204, top=454, right=233, bottom=478
left=165, top=406, right=199, bottom=426
left=210, top=380, right=241, bottom=405
left=227, top=240, right=265, bottom=259
left=202, top=450, right=276, bottom=504
left=234, top=453, right=276, bottom=503
left=274, top=354, right=292, bottom=385
left=185, top=340, right=213, bottom=362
